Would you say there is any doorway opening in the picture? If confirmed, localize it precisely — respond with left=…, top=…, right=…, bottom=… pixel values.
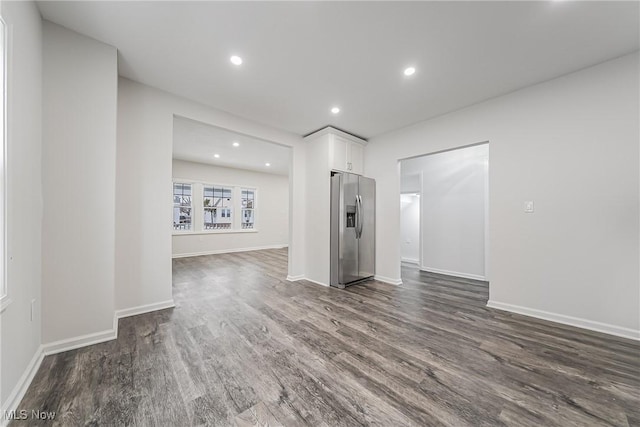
left=170, top=115, right=292, bottom=296
left=400, top=187, right=421, bottom=266
left=399, top=142, right=489, bottom=283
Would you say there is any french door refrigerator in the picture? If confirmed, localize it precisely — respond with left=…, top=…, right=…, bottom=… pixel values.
left=330, top=172, right=375, bottom=288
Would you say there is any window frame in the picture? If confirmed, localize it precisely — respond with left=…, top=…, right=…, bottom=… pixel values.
left=172, top=179, right=259, bottom=235
left=240, top=187, right=257, bottom=230
left=172, top=182, right=194, bottom=233
left=203, top=184, right=234, bottom=231
left=0, top=16, right=9, bottom=312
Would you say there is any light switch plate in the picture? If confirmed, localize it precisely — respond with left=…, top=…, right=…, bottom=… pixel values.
left=524, top=201, right=534, bottom=213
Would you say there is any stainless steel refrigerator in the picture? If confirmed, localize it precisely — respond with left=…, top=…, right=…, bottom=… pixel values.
left=330, top=172, right=375, bottom=288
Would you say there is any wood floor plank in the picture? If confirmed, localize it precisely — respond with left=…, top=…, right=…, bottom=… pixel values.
left=10, top=248, right=640, bottom=426
left=234, top=401, right=284, bottom=427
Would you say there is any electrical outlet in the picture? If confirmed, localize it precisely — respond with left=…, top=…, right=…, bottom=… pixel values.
left=524, top=201, right=534, bottom=213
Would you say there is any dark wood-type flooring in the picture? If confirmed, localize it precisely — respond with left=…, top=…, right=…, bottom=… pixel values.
left=13, top=248, right=640, bottom=426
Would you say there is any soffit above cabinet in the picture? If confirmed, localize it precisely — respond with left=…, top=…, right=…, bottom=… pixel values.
left=303, top=126, right=367, bottom=145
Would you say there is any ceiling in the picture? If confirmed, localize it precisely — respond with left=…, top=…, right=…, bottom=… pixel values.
left=37, top=1, right=639, bottom=139
left=173, top=116, right=290, bottom=176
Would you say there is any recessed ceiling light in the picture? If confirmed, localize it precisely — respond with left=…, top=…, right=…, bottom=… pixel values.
left=214, top=154, right=220, bottom=158
left=404, top=67, right=416, bottom=76
left=230, top=55, right=243, bottom=65
left=331, top=107, right=340, bottom=114
left=265, top=162, right=271, bottom=167
left=232, top=142, right=240, bottom=147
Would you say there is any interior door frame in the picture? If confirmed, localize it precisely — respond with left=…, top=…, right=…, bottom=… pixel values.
left=399, top=170, right=422, bottom=267
left=398, top=141, right=489, bottom=281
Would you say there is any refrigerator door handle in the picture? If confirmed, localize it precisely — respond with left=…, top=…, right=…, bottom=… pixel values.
left=355, top=195, right=360, bottom=239
left=356, top=195, right=363, bottom=238
left=359, top=195, right=364, bottom=237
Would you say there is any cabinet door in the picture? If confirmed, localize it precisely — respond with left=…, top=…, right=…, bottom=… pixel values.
left=349, top=142, right=364, bottom=175
left=330, top=136, right=349, bottom=172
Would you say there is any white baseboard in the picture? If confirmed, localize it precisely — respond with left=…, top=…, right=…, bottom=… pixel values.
left=286, top=275, right=329, bottom=287
left=374, top=275, right=403, bottom=286
left=299, top=277, right=329, bottom=287
left=42, top=328, right=117, bottom=356
left=289, top=275, right=390, bottom=288
left=41, top=300, right=177, bottom=356
left=1, top=345, right=45, bottom=427
left=302, top=277, right=330, bottom=287
left=487, top=300, right=640, bottom=341
left=401, top=257, right=419, bottom=264
left=0, top=299, right=177, bottom=426
left=420, top=266, right=486, bottom=281
left=172, top=244, right=288, bottom=258
left=115, top=299, right=175, bottom=319
left=292, top=275, right=395, bottom=287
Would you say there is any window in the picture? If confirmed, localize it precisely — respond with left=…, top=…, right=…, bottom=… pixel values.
left=203, top=185, right=232, bottom=230
left=241, top=188, right=255, bottom=229
left=173, top=183, right=192, bottom=230
left=171, top=182, right=258, bottom=233
left=0, top=17, right=6, bottom=307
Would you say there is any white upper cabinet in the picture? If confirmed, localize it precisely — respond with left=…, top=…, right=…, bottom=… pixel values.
left=330, top=134, right=365, bottom=175
left=304, top=127, right=367, bottom=175
left=348, top=140, right=364, bottom=175
left=329, top=135, right=349, bottom=173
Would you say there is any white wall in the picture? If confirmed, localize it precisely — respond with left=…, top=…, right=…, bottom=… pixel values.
left=400, top=173, right=420, bottom=194
left=303, top=133, right=331, bottom=285
left=365, top=53, right=639, bottom=339
left=116, top=78, right=306, bottom=310
left=402, top=144, right=488, bottom=279
left=0, top=0, right=42, bottom=410
left=172, top=160, right=289, bottom=257
left=41, top=22, right=118, bottom=343
left=399, top=194, right=420, bottom=264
